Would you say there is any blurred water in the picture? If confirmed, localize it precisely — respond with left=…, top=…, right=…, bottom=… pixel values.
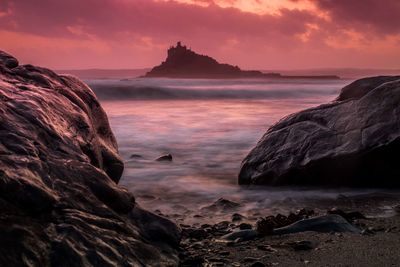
left=93, top=78, right=399, bottom=223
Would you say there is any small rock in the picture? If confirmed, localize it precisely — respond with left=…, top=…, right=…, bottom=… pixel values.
left=129, top=154, right=143, bottom=159
left=257, top=245, right=276, bottom=252
left=226, top=241, right=236, bottom=247
left=218, top=251, right=230, bottom=256
left=208, top=257, right=227, bottom=262
left=239, top=223, right=252, bottom=230
left=243, top=257, right=258, bottom=263
left=221, top=229, right=258, bottom=242
left=202, top=198, right=241, bottom=212
left=180, top=256, right=204, bottom=266
left=251, top=262, right=266, bottom=267
left=327, top=208, right=366, bottom=222
left=256, top=218, right=274, bottom=236
left=156, top=154, right=173, bottom=161
left=190, top=242, right=204, bottom=249
left=189, top=229, right=208, bottom=239
left=288, top=241, right=315, bottom=251
left=361, top=228, right=375, bottom=235
left=214, top=221, right=231, bottom=230
left=232, top=213, right=246, bottom=222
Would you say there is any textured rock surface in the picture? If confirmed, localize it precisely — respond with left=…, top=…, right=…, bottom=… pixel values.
left=239, top=76, right=400, bottom=186
left=0, top=50, right=180, bottom=266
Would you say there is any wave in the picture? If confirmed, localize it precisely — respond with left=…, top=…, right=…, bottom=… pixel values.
left=87, top=82, right=343, bottom=101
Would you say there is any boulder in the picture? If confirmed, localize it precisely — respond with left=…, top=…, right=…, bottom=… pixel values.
left=0, top=50, right=180, bottom=266
left=239, top=76, right=400, bottom=186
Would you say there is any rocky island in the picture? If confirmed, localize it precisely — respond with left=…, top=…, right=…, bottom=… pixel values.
left=145, top=42, right=339, bottom=79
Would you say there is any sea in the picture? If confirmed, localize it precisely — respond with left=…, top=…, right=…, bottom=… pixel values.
left=86, top=78, right=398, bottom=224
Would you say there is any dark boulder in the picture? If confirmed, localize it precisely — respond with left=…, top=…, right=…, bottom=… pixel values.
left=0, top=51, right=180, bottom=266
left=239, top=76, right=400, bottom=186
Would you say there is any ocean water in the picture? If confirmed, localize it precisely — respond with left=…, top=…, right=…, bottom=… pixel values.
left=89, top=78, right=398, bottom=223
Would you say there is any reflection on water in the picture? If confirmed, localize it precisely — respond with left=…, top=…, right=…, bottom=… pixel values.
left=98, top=78, right=399, bottom=223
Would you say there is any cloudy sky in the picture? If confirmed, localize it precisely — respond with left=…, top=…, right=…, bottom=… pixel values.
left=1, top=0, right=399, bottom=69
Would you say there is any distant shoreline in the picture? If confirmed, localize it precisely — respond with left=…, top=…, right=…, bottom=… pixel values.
left=56, top=68, right=400, bottom=80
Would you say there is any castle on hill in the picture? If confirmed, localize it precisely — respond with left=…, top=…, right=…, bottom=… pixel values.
left=144, top=42, right=339, bottom=79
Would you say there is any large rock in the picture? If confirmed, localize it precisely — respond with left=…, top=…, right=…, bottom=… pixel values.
left=0, top=51, right=180, bottom=266
left=239, top=76, right=400, bottom=186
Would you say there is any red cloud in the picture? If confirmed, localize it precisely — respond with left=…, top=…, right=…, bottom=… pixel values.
left=314, top=0, right=400, bottom=35
left=0, top=0, right=399, bottom=69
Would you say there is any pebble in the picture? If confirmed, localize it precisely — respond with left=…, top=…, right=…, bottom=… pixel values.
left=232, top=213, right=246, bottom=222
left=218, top=251, right=230, bottom=256
left=251, top=262, right=266, bottom=267
left=156, top=153, right=173, bottom=161
left=257, top=244, right=276, bottom=252
left=288, top=241, right=315, bottom=251
left=243, top=257, right=258, bottom=262
left=239, top=223, right=253, bottom=230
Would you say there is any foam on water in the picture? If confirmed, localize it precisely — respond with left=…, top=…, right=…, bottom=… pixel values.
left=95, top=78, right=400, bottom=223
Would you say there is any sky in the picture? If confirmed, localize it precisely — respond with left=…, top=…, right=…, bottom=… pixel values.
left=0, top=0, right=399, bottom=70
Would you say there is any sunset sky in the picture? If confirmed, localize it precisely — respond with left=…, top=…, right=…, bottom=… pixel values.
left=1, top=0, right=399, bottom=70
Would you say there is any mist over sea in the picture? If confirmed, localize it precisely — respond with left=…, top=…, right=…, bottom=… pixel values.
left=88, top=78, right=397, bottom=223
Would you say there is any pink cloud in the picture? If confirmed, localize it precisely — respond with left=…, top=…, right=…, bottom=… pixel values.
left=0, top=0, right=399, bottom=69
left=314, top=0, right=400, bottom=35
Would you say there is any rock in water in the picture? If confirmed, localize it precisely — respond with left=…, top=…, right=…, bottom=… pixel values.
left=201, top=198, right=241, bottom=212
left=0, top=51, right=180, bottom=266
left=272, top=215, right=361, bottom=235
left=156, top=153, right=173, bottom=161
left=239, top=76, right=400, bottom=186
left=221, top=229, right=259, bottom=242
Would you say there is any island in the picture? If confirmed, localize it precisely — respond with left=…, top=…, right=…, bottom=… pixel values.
left=144, top=42, right=340, bottom=79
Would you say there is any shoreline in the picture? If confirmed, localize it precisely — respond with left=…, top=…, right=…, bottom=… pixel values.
left=175, top=192, right=400, bottom=266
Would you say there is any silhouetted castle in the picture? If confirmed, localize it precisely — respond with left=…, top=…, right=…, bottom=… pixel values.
left=145, top=42, right=339, bottom=79
left=145, top=42, right=277, bottom=78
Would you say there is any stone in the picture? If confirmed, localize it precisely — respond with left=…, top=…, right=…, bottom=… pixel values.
left=180, top=255, right=205, bottom=266
left=129, top=154, right=143, bottom=158
left=287, top=240, right=316, bottom=251
left=182, top=228, right=208, bottom=240
left=0, top=51, right=180, bottom=266
left=251, top=262, right=266, bottom=267
left=156, top=153, right=173, bottom=161
left=221, top=229, right=258, bottom=242
left=202, top=198, right=241, bottom=212
left=327, top=208, right=366, bottom=222
left=239, top=223, right=253, bottom=230
left=243, top=257, right=258, bottom=262
left=257, top=245, right=276, bottom=252
left=256, top=217, right=275, bottom=236
left=239, top=76, right=400, bottom=187
left=272, top=215, right=361, bottom=235
left=232, top=213, right=246, bottom=222
left=218, top=251, right=230, bottom=256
